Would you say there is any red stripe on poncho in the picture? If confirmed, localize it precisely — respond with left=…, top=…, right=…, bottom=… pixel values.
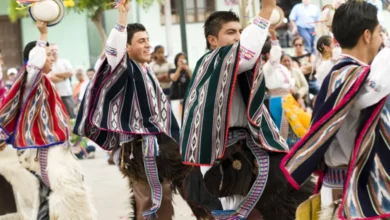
left=0, top=66, right=70, bottom=149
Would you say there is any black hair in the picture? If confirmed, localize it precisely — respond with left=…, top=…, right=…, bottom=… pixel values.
left=174, top=52, right=186, bottom=68
left=87, top=68, right=95, bottom=72
left=260, top=41, right=272, bottom=62
left=23, top=41, right=50, bottom=62
left=292, top=36, right=304, bottom=46
left=316, top=35, right=332, bottom=55
left=261, top=41, right=272, bottom=55
left=126, top=23, right=147, bottom=45
left=154, top=45, right=164, bottom=53
left=204, top=11, right=240, bottom=50
left=280, top=53, right=292, bottom=62
left=332, top=0, right=378, bottom=49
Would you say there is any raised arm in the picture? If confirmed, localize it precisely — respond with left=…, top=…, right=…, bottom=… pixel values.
left=238, top=0, right=275, bottom=74
left=26, top=21, right=48, bottom=93
left=105, top=3, right=129, bottom=70
left=268, top=29, right=282, bottom=67
left=354, top=47, right=390, bottom=110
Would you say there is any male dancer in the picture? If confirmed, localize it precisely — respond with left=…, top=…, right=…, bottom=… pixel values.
left=74, top=3, right=189, bottom=220
left=0, top=21, right=95, bottom=220
left=180, top=0, right=314, bottom=219
left=281, top=1, right=390, bottom=220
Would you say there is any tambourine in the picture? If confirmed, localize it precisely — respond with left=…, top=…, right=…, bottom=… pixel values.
left=270, top=6, right=285, bottom=28
left=28, top=0, right=65, bottom=27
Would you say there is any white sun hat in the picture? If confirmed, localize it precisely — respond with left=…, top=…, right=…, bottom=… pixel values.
left=28, top=0, right=65, bottom=27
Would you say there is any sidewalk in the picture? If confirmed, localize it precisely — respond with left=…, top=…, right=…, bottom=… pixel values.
left=80, top=150, right=195, bottom=220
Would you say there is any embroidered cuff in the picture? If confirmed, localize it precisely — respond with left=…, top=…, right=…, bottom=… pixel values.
left=271, top=40, right=280, bottom=46
left=115, top=23, right=126, bottom=32
left=240, top=46, right=256, bottom=61
left=36, top=40, right=47, bottom=48
left=253, top=16, right=270, bottom=30
left=105, top=45, right=117, bottom=57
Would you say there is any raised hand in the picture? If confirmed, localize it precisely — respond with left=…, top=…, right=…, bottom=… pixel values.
left=259, top=0, right=276, bottom=20
left=37, top=20, right=48, bottom=42
left=37, top=20, right=48, bottom=35
left=117, top=1, right=130, bottom=26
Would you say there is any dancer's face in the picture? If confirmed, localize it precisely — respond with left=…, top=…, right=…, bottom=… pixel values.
left=127, top=31, right=151, bottom=64
left=43, top=46, right=54, bottom=74
left=208, top=21, right=242, bottom=50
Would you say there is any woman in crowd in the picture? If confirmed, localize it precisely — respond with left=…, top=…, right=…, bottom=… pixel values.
left=314, top=35, right=336, bottom=87
left=263, top=30, right=311, bottom=148
left=281, top=54, right=308, bottom=110
left=291, top=36, right=319, bottom=107
left=73, top=67, right=89, bottom=106
left=150, top=45, right=174, bottom=95
left=168, top=52, right=192, bottom=100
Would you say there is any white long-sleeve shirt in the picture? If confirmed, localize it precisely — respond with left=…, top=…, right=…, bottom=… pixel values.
left=105, top=23, right=127, bottom=70
left=230, top=16, right=270, bottom=128
left=24, top=41, right=47, bottom=102
left=324, top=48, right=390, bottom=167
left=263, top=40, right=294, bottom=91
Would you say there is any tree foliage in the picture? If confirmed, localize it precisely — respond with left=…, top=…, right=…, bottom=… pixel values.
left=8, top=0, right=28, bottom=22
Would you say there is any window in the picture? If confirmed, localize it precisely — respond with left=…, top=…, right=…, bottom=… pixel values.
left=161, top=0, right=216, bottom=24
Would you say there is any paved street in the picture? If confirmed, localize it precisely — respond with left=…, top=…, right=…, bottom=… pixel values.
left=80, top=149, right=195, bottom=220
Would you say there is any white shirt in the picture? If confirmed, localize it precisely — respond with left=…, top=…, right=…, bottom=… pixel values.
left=229, top=16, right=271, bottom=128
left=263, top=40, right=294, bottom=90
left=49, top=59, right=73, bottom=97
left=324, top=49, right=390, bottom=167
